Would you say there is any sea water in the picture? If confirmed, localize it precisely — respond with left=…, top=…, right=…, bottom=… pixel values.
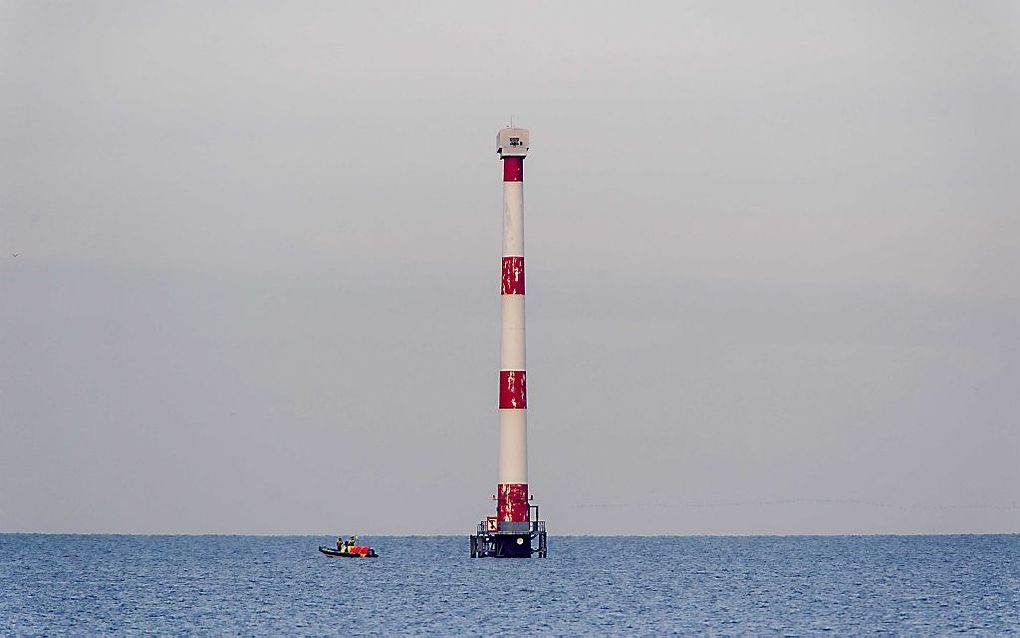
left=2, top=534, right=1019, bottom=634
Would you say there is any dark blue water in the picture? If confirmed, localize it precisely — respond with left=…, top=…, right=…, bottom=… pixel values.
left=3, top=535, right=1019, bottom=634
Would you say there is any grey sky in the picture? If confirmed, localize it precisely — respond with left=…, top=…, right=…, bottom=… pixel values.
left=2, top=1, right=1018, bottom=535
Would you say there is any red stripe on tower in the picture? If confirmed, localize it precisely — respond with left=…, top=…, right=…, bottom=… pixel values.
left=503, top=156, right=523, bottom=182
left=501, top=256, right=525, bottom=295
left=499, top=370, right=527, bottom=409
left=497, top=483, right=529, bottom=522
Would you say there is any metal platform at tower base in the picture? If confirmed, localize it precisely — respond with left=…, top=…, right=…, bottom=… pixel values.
left=470, top=520, right=547, bottom=558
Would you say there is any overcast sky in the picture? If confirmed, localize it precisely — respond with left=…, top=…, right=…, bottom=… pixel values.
left=2, top=1, right=1018, bottom=535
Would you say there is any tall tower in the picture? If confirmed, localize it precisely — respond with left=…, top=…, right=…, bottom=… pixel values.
left=470, top=127, right=547, bottom=558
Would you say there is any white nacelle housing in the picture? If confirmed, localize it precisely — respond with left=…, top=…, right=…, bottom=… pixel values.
left=497, top=127, right=530, bottom=157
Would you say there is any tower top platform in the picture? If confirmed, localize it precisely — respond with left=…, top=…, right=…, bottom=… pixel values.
left=497, top=127, right=530, bottom=158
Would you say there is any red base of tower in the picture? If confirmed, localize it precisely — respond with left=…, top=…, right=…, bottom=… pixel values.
left=497, top=483, right=530, bottom=522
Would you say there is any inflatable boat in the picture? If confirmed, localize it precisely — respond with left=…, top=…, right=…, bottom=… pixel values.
left=319, top=545, right=378, bottom=558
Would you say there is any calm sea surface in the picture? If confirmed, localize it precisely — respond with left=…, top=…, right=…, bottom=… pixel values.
left=2, top=534, right=1019, bottom=634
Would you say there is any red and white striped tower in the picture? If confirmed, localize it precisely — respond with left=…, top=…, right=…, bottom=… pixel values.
left=470, top=127, right=546, bottom=558
left=497, top=127, right=530, bottom=527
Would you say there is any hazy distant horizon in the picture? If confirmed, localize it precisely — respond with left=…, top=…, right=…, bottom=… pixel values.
left=2, top=1, right=1018, bottom=536
left=5, top=531, right=1020, bottom=538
